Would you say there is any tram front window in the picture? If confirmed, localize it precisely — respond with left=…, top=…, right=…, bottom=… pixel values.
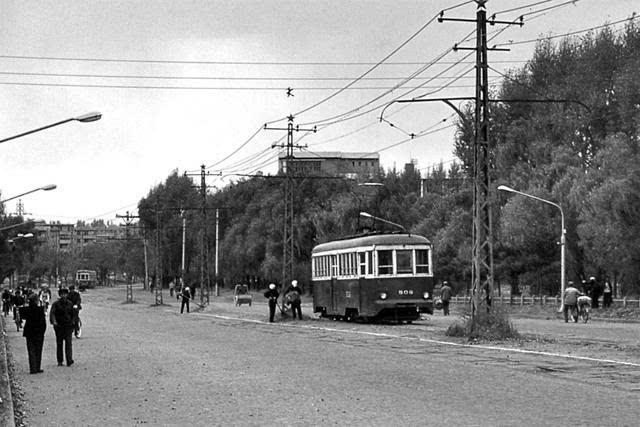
left=396, top=250, right=413, bottom=274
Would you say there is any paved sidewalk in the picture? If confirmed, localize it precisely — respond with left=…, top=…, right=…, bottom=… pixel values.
left=0, top=315, right=16, bottom=427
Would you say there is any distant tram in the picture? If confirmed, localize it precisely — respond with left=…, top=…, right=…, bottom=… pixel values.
left=311, top=233, right=434, bottom=322
left=75, top=270, right=98, bottom=291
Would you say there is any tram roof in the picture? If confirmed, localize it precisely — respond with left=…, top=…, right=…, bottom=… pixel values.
left=312, top=233, right=431, bottom=253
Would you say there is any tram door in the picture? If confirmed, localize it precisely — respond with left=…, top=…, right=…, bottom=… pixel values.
left=330, top=255, right=339, bottom=314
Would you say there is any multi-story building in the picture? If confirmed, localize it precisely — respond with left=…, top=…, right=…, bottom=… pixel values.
left=34, top=222, right=128, bottom=252
left=278, top=151, right=380, bottom=180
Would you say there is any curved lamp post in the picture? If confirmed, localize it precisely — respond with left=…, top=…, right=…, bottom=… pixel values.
left=359, top=212, right=407, bottom=233
left=0, top=112, right=102, bottom=144
left=498, top=185, right=565, bottom=311
left=0, top=184, right=57, bottom=204
left=8, top=232, right=34, bottom=243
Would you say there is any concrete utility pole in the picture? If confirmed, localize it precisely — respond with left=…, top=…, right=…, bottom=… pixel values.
left=264, top=115, right=316, bottom=287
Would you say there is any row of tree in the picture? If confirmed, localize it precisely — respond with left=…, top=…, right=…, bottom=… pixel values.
left=3, top=22, right=639, bottom=297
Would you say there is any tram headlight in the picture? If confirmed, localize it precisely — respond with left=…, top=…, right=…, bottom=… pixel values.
left=380, top=292, right=388, bottom=300
left=423, top=292, right=430, bottom=299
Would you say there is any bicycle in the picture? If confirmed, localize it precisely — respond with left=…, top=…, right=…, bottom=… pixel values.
left=577, top=295, right=591, bottom=323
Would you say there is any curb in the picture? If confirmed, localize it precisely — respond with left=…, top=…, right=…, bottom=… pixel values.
left=0, top=317, right=16, bottom=427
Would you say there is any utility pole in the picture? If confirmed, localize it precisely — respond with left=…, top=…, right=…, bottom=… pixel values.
left=264, top=115, right=316, bottom=287
left=438, top=0, right=520, bottom=318
left=184, top=165, right=221, bottom=307
left=116, top=210, right=141, bottom=303
left=155, top=194, right=163, bottom=305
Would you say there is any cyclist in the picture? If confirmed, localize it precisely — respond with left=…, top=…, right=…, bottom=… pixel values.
left=68, top=285, right=82, bottom=338
left=12, top=289, right=26, bottom=331
left=577, top=295, right=592, bottom=323
left=39, top=285, right=52, bottom=313
left=563, top=281, right=582, bottom=323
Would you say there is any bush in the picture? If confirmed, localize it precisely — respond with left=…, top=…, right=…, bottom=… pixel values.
left=446, top=304, right=519, bottom=340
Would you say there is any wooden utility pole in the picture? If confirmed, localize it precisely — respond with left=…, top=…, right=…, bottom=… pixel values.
left=184, top=166, right=221, bottom=307
left=116, top=210, right=141, bottom=303
left=264, top=115, right=316, bottom=287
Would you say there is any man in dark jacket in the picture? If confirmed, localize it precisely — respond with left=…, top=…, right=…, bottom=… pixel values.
left=264, top=284, right=279, bottom=323
left=588, top=276, right=602, bottom=309
left=179, top=287, right=191, bottom=314
left=68, top=285, right=82, bottom=338
left=20, top=293, right=47, bottom=374
left=50, top=287, right=75, bottom=366
left=283, top=280, right=303, bottom=320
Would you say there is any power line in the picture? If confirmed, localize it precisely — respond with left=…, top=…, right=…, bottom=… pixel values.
left=495, top=14, right=638, bottom=47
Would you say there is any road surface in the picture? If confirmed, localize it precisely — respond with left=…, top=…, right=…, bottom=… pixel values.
left=5, top=286, right=640, bottom=426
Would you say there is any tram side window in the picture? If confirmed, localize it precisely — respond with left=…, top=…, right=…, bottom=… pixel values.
left=396, top=250, right=413, bottom=274
left=330, top=255, right=338, bottom=277
left=377, top=250, right=393, bottom=275
left=416, top=249, right=430, bottom=274
left=358, top=252, right=366, bottom=276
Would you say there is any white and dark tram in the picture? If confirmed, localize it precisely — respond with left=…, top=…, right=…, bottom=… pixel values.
left=311, top=233, right=434, bottom=322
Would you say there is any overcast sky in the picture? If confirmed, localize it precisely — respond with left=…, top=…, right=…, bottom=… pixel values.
left=0, top=0, right=637, bottom=224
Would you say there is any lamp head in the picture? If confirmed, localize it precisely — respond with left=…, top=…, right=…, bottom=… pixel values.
left=75, top=112, right=102, bottom=123
left=497, top=185, right=514, bottom=192
left=42, top=184, right=57, bottom=191
left=359, top=212, right=373, bottom=218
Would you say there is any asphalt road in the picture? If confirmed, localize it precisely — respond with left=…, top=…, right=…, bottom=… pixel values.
left=6, top=286, right=640, bottom=426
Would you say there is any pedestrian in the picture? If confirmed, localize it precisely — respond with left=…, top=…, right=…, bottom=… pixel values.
left=264, top=283, right=279, bottom=323
left=2, top=288, right=12, bottom=316
left=19, top=293, right=46, bottom=374
left=603, top=281, right=613, bottom=308
left=68, top=285, right=82, bottom=338
left=49, top=287, right=75, bottom=367
left=588, top=276, right=601, bottom=309
left=284, top=279, right=303, bottom=320
left=563, top=281, right=582, bottom=323
left=440, top=281, right=452, bottom=316
left=169, top=280, right=175, bottom=297
left=179, top=286, right=191, bottom=314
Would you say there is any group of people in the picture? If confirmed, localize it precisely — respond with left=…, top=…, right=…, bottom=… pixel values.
left=563, top=276, right=614, bottom=322
left=579, top=276, right=613, bottom=309
left=12, top=285, right=82, bottom=374
left=2, top=285, right=53, bottom=318
left=263, top=280, right=303, bottom=322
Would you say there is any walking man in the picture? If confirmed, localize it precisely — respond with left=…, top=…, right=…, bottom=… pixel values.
left=50, top=287, right=75, bottom=366
left=20, top=293, right=46, bottom=374
left=440, top=281, right=452, bottom=316
left=563, top=281, right=582, bottom=323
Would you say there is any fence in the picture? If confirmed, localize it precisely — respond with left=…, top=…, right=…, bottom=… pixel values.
left=450, top=295, right=640, bottom=308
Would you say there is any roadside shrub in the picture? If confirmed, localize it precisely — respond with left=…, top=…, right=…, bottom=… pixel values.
left=445, top=304, right=519, bottom=340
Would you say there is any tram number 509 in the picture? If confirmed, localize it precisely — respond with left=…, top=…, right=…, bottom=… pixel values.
left=398, top=289, right=414, bottom=295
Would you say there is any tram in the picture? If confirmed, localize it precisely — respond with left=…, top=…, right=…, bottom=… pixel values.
left=311, top=232, right=434, bottom=322
left=75, top=269, right=98, bottom=291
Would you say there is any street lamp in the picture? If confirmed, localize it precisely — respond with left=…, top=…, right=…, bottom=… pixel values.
left=497, top=185, right=565, bottom=311
left=359, top=212, right=407, bottom=233
left=0, top=112, right=102, bottom=144
left=7, top=232, right=34, bottom=243
left=0, top=184, right=57, bottom=204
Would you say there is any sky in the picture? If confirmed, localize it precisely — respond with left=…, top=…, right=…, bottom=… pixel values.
left=0, top=0, right=637, bottom=224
